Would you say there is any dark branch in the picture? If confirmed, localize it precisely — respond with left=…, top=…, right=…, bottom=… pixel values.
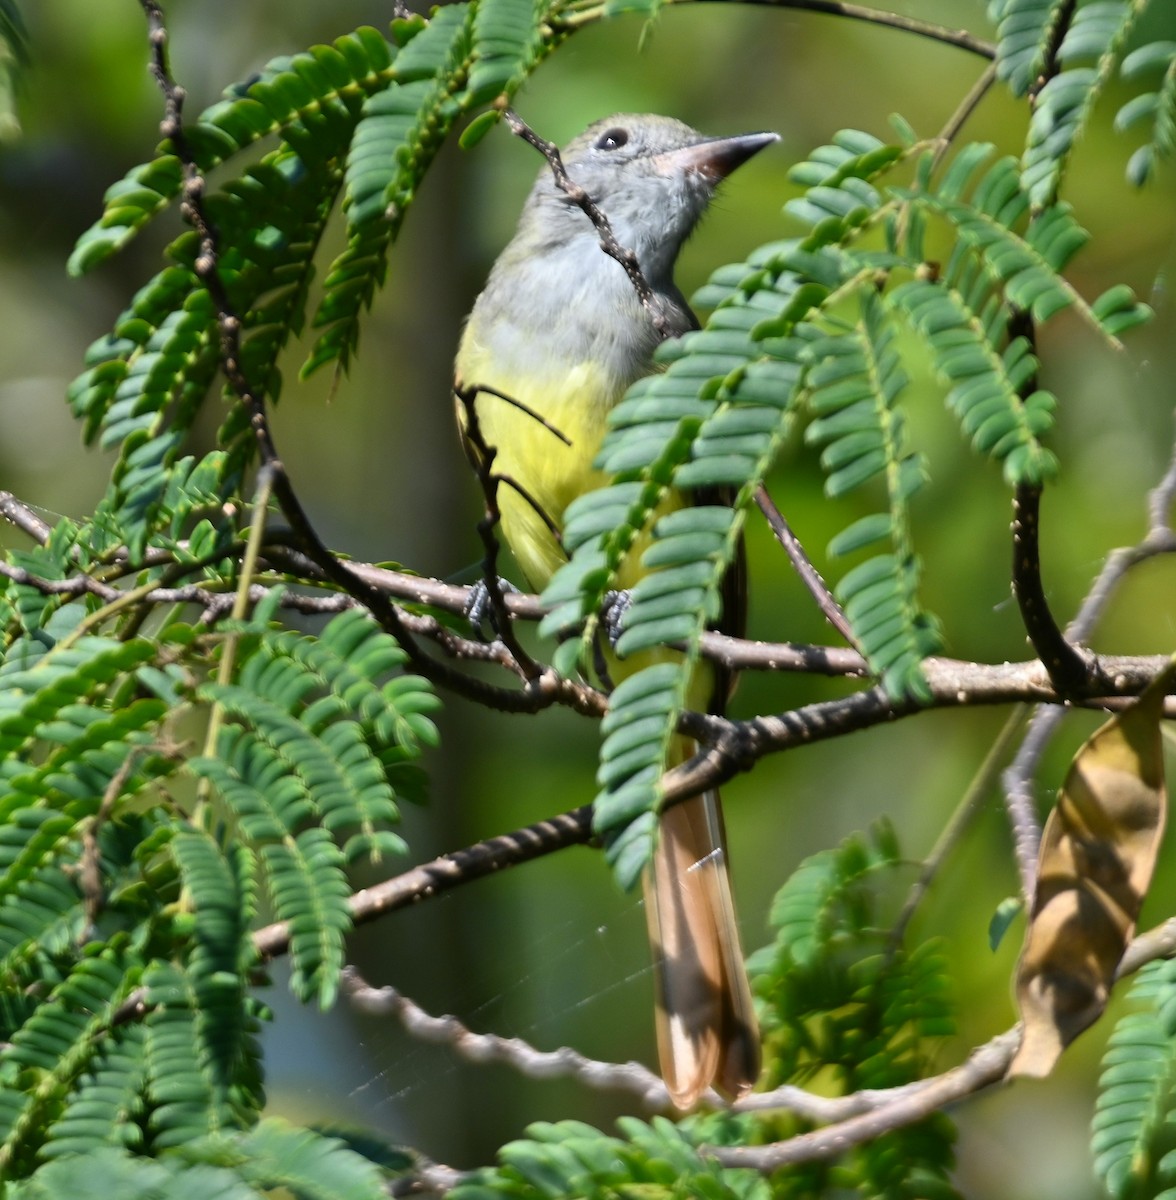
left=696, top=0, right=996, bottom=61
left=1028, top=0, right=1077, bottom=104
left=253, top=806, right=594, bottom=960
left=461, top=382, right=573, bottom=447
left=1002, top=421, right=1176, bottom=898
left=755, top=483, right=856, bottom=645
left=455, top=383, right=550, bottom=678
left=1003, top=312, right=1088, bottom=696
left=1011, top=480, right=1090, bottom=696
left=660, top=652, right=1176, bottom=812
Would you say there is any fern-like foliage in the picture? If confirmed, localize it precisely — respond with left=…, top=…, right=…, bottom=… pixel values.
left=748, top=823, right=960, bottom=1198
left=0, top=0, right=26, bottom=141
left=451, top=1115, right=770, bottom=1200
left=62, top=2, right=566, bottom=566
left=67, top=28, right=395, bottom=276
left=5, top=1120, right=395, bottom=1200
left=988, top=0, right=1071, bottom=97
left=308, top=7, right=474, bottom=376
left=1091, top=959, right=1176, bottom=1199
left=2, top=1, right=1171, bottom=1188
left=1117, top=39, right=1176, bottom=185
left=989, top=0, right=1175, bottom=201
left=192, top=605, right=438, bottom=1006
left=1021, top=0, right=1144, bottom=207
left=0, top=591, right=435, bottom=1176
left=803, top=290, right=940, bottom=700
left=543, top=124, right=1149, bottom=886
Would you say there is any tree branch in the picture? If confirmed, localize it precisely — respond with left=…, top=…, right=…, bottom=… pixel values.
left=252, top=806, right=595, bottom=960
left=712, top=1029, right=1019, bottom=1168
left=1002, top=365, right=1176, bottom=898
left=755, top=483, right=856, bottom=645
left=713, top=914, right=1176, bottom=1169
left=0, top=491, right=51, bottom=544
left=343, top=967, right=671, bottom=1107
left=454, top=382, right=546, bottom=679
left=1011, top=480, right=1090, bottom=696
left=717, top=0, right=995, bottom=60
left=138, top=0, right=566, bottom=720
left=554, top=0, right=995, bottom=61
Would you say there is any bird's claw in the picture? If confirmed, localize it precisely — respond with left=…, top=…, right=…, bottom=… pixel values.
left=465, top=576, right=521, bottom=642
left=601, top=588, right=633, bottom=649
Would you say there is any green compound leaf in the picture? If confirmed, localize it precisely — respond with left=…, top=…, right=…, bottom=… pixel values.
left=988, top=0, right=1071, bottom=97
left=1021, top=1, right=1144, bottom=208
left=68, top=28, right=394, bottom=275
left=1117, top=40, right=1176, bottom=186
left=306, top=5, right=476, bottom=377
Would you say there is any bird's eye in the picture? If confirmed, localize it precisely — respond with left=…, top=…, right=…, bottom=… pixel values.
left=594, top=128, right=629, bottom=151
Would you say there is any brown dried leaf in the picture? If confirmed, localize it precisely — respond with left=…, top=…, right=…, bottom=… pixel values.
left=1008, top=669, right=1172, bottom=1078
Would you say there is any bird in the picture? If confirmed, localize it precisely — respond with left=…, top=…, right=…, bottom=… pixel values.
left=454, top=113, right=777, bottom=1108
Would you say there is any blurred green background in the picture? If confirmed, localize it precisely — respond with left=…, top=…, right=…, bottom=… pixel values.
left=1, top=2, right=1175, bottom=1195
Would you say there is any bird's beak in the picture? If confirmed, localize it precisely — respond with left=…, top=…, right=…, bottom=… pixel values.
left=651, top=131, right=780, bottom=182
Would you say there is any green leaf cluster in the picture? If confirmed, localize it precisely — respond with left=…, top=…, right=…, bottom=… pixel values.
left=747, top=823, right=959, bottom=1198
left=1092, top=959, right=1176, bottom=1199
left=451, top=1115, right=770, bottom=1200
left=990, top=0, right=1176, bottom=197
left=0, top=0, right=1171, bottom=1191
left=0, top=589, right=435, bottom=1178
left=5, top=1119, right=398, bottom=1200
left=63, top=0, right=563, bottom=565
left=543, top=120, right=1148, bottom=885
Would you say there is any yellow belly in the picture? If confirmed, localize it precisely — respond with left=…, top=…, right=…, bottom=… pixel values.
left=455, top=328, right=699, bottom=699
left=457, top=346, right=618, bottom=590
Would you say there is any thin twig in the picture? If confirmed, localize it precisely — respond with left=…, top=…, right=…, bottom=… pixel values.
left=193, top=464, right=275, bottom=826
left=755, top=483, right=855, bottom=644
left=891, top=706, right=1029, bottom=943
left=1028, top=0, right=1077, bottom=105
left=252, top=806, right=595, bottom=960
left=929, top=61, right=998, bottom=176
left=0, top=491, right=52, bottom=544
left=1001, top=705, right=1061, bottom=901
left=454, top=384, right=545, bottom=679
left=555, top=0, right=996, bottom=61
left=462, top=383, right=573, bottom=447
left=343, top=967, right=672, bottom=1108
left=712, top=0, right=995, bottom=60
left=79, top=750, right=144, bottom=937
left=502, top=108, right=674, bottom=339
left=1146, top=417, right=1176, bottom=532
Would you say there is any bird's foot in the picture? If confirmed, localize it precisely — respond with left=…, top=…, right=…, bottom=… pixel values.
left=601, top=588, right=633, bottom=649
left=465, top=576, right=521, bottom=642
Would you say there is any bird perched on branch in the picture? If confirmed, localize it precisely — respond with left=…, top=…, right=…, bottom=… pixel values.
left=455, top=113, right=777, bottom=1108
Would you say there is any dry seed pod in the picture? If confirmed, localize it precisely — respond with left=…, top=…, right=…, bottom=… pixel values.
left=1008, top=669, right=1171, bottom=1079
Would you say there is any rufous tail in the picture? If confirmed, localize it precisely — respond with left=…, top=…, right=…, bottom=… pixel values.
left=643, top=788, right=760, bottom=1108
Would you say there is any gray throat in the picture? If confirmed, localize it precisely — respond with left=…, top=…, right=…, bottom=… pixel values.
left=473, top=226, right=696, bottom=391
